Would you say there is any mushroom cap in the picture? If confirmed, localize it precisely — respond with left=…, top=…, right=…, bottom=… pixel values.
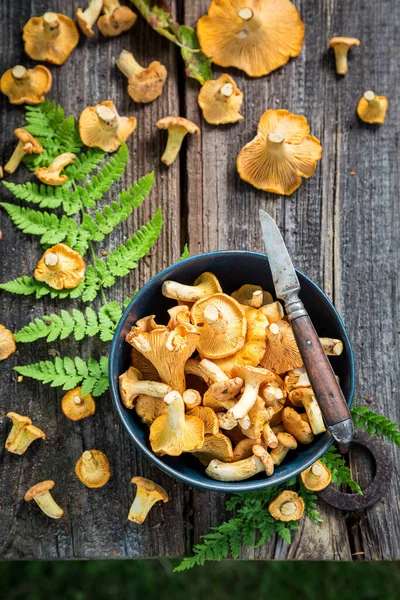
left=61, top=387, right=96, bottom=421
left=7, top=411, right=32, bottom=428
left=261, top=319, right=303, bottom=373
left=79, top=100, right=137, bottom=152
left=34, top=243, right=85, bottom=290
left=187, top=406, right=220, bottom=435
left=328, top=36, right=360, bottom=49
left=198, top=74, right=244, bottom=125
left=268, top=490, right=305, bottom=521
left=197, top=0, right=304, bottom=77
left=24, top=480, right=55, bottom=501
left=239, top=396, right=274, bottom=439
left=119, top=366, right=171, bottom=409
left=75, top=450, right=111, bottom=488
left=191, top=293, right=247, bottom=359
left=193, top=432, right=234, bottom=465
left=135, top=394, right=168, bottom=426
left=76, top=3, right=102, bottom=37
left=130, top=347, right=160, bottom=381
left=0, top=65, right=52, bottom=105
left=282, top=406, right=314, bottom=444
left=231, top=284, right=273, bottom=307
left=13, top=128, right=43, bottom=153
left=23, top=13, right=79, bottom=65
left=357, top=91, right=388, bottom=124
left=131, top=476, right=168, bottom=501
left=233, top=364, right=276, bottom=387
left=300, top=460, right=332, bottom=491
left=162, top=272, right=222, bottom=301
left=284, top=367, right=310, bottom=393
left=157, top=116, right=200, bottom=135
left=0, top=325, right=16, bottom=360
left=98, top=6, right=137, bottom=36
left=237, top=109, right=322, bottom=195
left=127, top=61, right=167, bottom=103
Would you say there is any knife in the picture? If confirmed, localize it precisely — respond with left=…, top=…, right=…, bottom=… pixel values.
left=259, top=209, right=353, bottom=444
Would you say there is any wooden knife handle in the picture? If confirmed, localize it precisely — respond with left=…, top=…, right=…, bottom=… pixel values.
left=290, top=314, right=352, bottom=429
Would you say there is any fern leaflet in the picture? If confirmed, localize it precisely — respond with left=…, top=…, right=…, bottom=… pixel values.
left=2, top=181, right=71, bottom=210
left=180, top=244, right=190, bottom=260
left=319, top=446, right=363, bottom=494
left=351, top=406, right=400, bottom=447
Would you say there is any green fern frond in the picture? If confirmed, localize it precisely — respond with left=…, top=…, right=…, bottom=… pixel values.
left=2, top=181, right=71, bottom=210
left=351, top=406, right=400, bottom=447
left=180, top=244, right=190, bottom=260
left=65, top=148, right=106, bottom=181
left=319, top=446, right=362, bottom=494
left=0, top=276, right=85, bottom=300
left=14, top=356, right=109, bottom=397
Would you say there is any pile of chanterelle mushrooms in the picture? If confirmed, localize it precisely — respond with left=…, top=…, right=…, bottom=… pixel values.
left=119, top=272, right=343, bottom=483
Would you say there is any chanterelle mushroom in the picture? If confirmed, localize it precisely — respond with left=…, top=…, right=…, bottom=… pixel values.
left=76, top=0, right=103, bottom=37
left=228, top=365, right=276, bottom=420
left=193, top=432, right=234, bottom=465
left=268, top=490, right=304, bottom=521
left=128, top=477, right=168, bottom=524
left=191, top=293, right=247, bottom=359
left=97, top=0, right=137, bottom=37
left=5, top=412, right=45, bottom=455
left=116, top=49, right=167, bottom=104
left=198, top=74, right=243, bottom=125
left=34, top=243, right=85, bottom=290
left=231, top=284, right=273, bottom=308
left=75, top=450, right=111, bottom=488
left=79, top=100, right=137, bottom=152
left=149, top=391, right=205, bottom=456
left=203, top=377, right=243, bottom=411
left=36, top=152, right=76, bottom=186
left=157, top=116, right=200, bottom=166
left=23, top=12, right=79, bottom=65
left=282, top=407, right=314, bottom=444
left=289, top=387, right=326, bottom=435
left=162, top=272, right=222, bottom=303
left=0, top=324, right=16, bottom=360
left=357, top=91, right=388, bottom=125
left=206, top=453, right=269, bottom=481
left=329, top=37, right=360, bottom=75
left=24, top=480, right=64, bottom=519
left=270, top=431, right=297, bottom=465
left=197, top=0, right=304, bottom=78
left=135, top=395, right=168, bottom=426
left=4, top=128, right=43, bottom=174
left=261, top=319, right=303, bottom=373
left=187, top=406, right=219, bottom=436
left=301, top=460, right=332, bottom=491
left=237, top=109, right=322, bottom=195
left=1, top=65, right=52, bottom=105
left=119, top=366, right=172, bottom=409
left=61, top=387, right=96, bottom=421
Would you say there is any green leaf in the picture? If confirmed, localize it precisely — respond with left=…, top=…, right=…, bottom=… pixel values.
left=351, top=406, right=400, bottom=448
left=2, top=181, right=71, bottom=210
left=180, top=244, right=190, bottom=261
left=65, top=148, right=106, bottom=181
left=320, top=446, right=363, bottom=495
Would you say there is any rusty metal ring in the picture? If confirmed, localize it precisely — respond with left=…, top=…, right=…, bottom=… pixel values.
left=318, top=429, right=392, bottom=511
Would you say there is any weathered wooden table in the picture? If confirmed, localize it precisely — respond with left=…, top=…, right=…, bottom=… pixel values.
left=1, top=0, right=399, bottom=561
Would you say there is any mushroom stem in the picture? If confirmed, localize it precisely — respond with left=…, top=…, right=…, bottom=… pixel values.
left=162, top=280, right=208, bottom=302
left=203, top=305, right=228, bottom=334
left=44, top=252, right=59, bottom=268
left=319, top=337, right=343, bottom=356
left=182, top=389, right=202, bottom=408
left=128, top=488, right=159, bottom=523
left=82, top=0, right=102, bottom=24
left=249, top=290, right=263, bottom=308
left=96, top=105, right=119, bottom=129
left=116, top=49, right=144, bottom=77
left=332, top=46, right=350, bottom=75
left=262, top=423, right=278, bottom=449
left=267, top=132, right=285, bottom=148
left=199, top=359, right=229, bottom=383
left=81, top=450, right=99, bottom=473
left=102, top=0, right=120, bottom=15
left=12, top=65, right=29, bottom=80
left=281, top=501, right=296, bottom=516
left=238, top=7, right=253, bottom=20
left=4, top=141, right=31, bottom=174
left=206, top=455, right=265, bottom=481
left=161, top=128, right=187, bottom=166
left=34, top=490, right=64, bottom=519
left=220, top=82, right=234, bottom=97
left=302, top=393, right=326, bottom=435
left=228, top=383, right=257, bottom=420
left=164, top=391, right=186, bottom=434
left=43, top=12, right=61, bottom=37
left=45, top=152, right=76, bottom=176
left=260, top=301, right=284, bottom=323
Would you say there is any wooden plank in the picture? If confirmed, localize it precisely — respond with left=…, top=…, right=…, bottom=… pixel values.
left=0, top=0, right=186, bottom=559
left=184, top=0, right=399, bottom=560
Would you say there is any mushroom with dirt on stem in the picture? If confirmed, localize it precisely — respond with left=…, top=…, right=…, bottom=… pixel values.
left=300, top=460, right=332, bottom=491
left=79, top=100, right=137, bottom=152
left=319, top=337, right=344, bottom=356
left=206, top=453, right=271, bottom=481
left=135, top=395, right=168, bottom=426
left=24, top=480, right=64, bottom=519
left=61, top=387, right=96, bottom=421
left=198, top=73, right=243, bottom=125
left=149, top=391, right=204, bottom=456
left=116, top=49, right=167, bottom=103
left=118, top=366, right=172, bottom=409
left=239, top=397, right=274, bottom=440
left=270, top=432, right=298, bottom=465
left=162, top=272, right=222, bottom=303
left=289, top=387, right=326, bottom=435
left=0, top=324, right=16, bottom=361
left=76, top=0, right=103, bottom=37
left=34, top=243, right=85, bottom=290
left=1, top=65, right=52, bottom=105
left=5, top=412, right=45, bottom=455
left=75, top=450, right=111, bottom=488
left=237, top=109, right=322, bottom=195
left=128, top=477, right=168, bottom=524
left=261, top=319, right=303, bottom=374
left=268, top=490, right=305, bottom=522
left=228, top=365, right=276, bottom=421
left=157, top=116, right=200, bottom=166
left=282, top=406, right=314, bottom=444
left=357, top=91, right=388, bottom=124
left=98, top=0, right=137, bottom=36
left=4, top=128, right=43, bottom=174
left=35, top=152, right=76, bottom=185
left=262, top=422, right=278, bottom=449
left=23, top=12, right=79, bottom=65
left=203, top=377, right=243, bottom=411
left=328, top=37, right=360, bottom=75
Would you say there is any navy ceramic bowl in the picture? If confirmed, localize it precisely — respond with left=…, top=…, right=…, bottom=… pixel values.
left=110, top=251, right=355, bottom=492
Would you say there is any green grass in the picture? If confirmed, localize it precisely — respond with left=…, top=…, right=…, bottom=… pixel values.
left=0, top=560, right=399, bottom=600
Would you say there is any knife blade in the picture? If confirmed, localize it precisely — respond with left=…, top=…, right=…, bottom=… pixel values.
left=259, top=209, right=353, bottom=444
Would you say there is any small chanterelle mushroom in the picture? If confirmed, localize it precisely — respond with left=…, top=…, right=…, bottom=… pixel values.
left=23, top=12, right=79, bottom=65
left=36, top=152, right=76, bottom=186
left=61, top=387, right=96, bottom=421
left=118, top=366, right=172, bottom=409
left=329, top=37, right=360, bottom=75
left=76, top=0, right=103, bottom=37
left=24, top=480, right=64, bottom=519
left=231, top=284, right=273, bottom=308
left=237, top=109, right=322, bottom=195
left=75, top=450, right=111, bottom=488
left=197, top=0, right=304, bottom=77
left=98, top=0, right=137, bottom=36
left=261, top=319, right=303, bottom=374
left=162, top=272, right=222, bottom=303
left=0, top=65, right=52, bottom=105
left=34, top=243, right=85, bottom=290
left=228, top=365, right=276, bottom=421
left=4, top=128, right=43, bottom=174
left=357, top=91, right=388, bottom=125
left=116, top=49, right=167, bottom=104
left=128, top=477, right=168, bottom=524
left=0, top=324, right=16, bottom=361
left=6, top=412, right=46, bottom=455
left=157, top=116, right=200, bottom=166
left=268, top=490, right=305, bottom=522
left=198, top=74, right=244, bottom=125
left=206, top=452, right=272, bottom=482
left=79, top=100, right=137, bottom=152
left=300, top=460, right=332, bottom=491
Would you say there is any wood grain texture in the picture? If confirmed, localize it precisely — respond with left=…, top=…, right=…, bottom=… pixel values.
left=0, top=0, right=399, bottom=561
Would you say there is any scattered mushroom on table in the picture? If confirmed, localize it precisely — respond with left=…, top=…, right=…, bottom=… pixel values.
left=198, top=74, right=244, bottom=125
left=4, top=128, right=43, bottom=174
left=79, top=100, right=137, bottom=152
left=5, top=412, right=45, bottom=455
left=0, top=324, right=16, bottom=361
left=34, top=243, right=86, bottom=290
left=357, top=91, right=388, bottom=124
left=23, top=12, right=79, bottom=65
left=0, top=65, right=52, bottom=105
left=116, top=49, right=167, bottom=104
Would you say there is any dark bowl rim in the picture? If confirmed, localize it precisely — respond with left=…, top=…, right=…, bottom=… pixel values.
left=109, top=250, right=355, bottom=493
